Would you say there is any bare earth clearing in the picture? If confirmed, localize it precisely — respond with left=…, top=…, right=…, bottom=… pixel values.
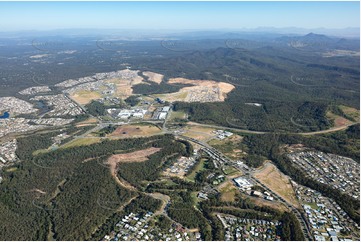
left=107, top=147, right=161, bottom=164
left=68, top=71, right=236, bottom=106
left=157, top=78, right=235, bottom=103
left=326, top=111, right=353, bottom=128
left=143, top=71, right=164, bottom=84
left=107, top=77, right=144, bottom=98
left=339, top=105, right=360, bottom=122
left=254, top=162, right=300, bottom=208
left=69, top=69, right=146, bottom=104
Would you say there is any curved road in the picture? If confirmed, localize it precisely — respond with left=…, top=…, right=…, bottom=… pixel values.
left=186, top=121, right=357, bottom=136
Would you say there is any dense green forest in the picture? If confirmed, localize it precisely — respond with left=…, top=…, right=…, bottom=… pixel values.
left=118, top=138, right=192, bottom=188
left=173, top=100, right=333, bottom=132
left=85, top=100, right=107, bottom=116
left=135, top=46, right=359, bottom=132
left=0, top=133, right=188, bottom=240
left=124, top=95, right=141, bottom=106
left=132, top=82, right=191, bottom=95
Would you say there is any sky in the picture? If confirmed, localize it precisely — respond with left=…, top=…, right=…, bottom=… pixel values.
left=0, top=1, right=359, bottom=31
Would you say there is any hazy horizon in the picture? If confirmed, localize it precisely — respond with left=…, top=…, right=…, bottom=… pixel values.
left=0, top=26, right=359, bottom=39
left=0, top=1, right=359, bottom=32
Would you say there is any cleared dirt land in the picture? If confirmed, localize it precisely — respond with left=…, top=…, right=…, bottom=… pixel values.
left=254, top=162, right=300, bottom=208
left=107, top=69, right=145, bottom=98
left=106, top=76, right=144, bottom=99
left=143, top=71, right=164, bottom=84
left=156, top=77, right=235, bottom=103
left=325, top=105, right=359, bottom=129
left=69, top=71, right=236, bottom=105
left=326, top=111, right=354, bottom=128
left=69, top=69, right=146, bottom=104
left=107, top=147, right=161, bottom=164
left=109, top=124, right=162, bottom=138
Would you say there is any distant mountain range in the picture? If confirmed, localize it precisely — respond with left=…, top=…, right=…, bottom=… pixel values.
left=0, top=27, right=359, bottom=39
left=275, top=33, right=359, bottom=51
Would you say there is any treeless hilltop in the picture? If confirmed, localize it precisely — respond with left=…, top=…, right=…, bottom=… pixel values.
left=143, top=71, right=164, bottom=84
left=106, top=147, right=161, bottom=164
left=157, top=77, right=235, bottom=102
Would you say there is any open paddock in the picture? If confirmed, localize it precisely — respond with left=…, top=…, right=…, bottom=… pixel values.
left=254, top=162, right=300, bottom=208
left=109, top=124, right=162, bottom=138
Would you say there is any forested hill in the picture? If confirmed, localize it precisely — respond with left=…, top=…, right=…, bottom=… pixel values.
left=133, top=44, right=359, bottom=132
left=138, top=46, right=359, bottom=106
left=0, top=133, right=191, bottom=240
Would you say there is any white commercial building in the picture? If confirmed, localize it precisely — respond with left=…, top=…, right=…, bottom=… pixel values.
left=158, top=112, right=167, bottom=120
left=233, top=177, right=253, bottom=190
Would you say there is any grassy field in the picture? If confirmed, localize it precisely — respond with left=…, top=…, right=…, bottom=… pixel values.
left=208, top=135, right=245, bottom=160
left=218, top=181, right=239, bottom=202
left=156, top=91, right=189, bottom=103
left=182, top=125, right=216, bottom=142
left=305, top=202, right=318, bottom=210
left=70, top=90, right=101, bottom=105
left=169, top=110, right=187, bottom=121
left=326, top=111, right=353, bottom=128
left=108, top=124, right=162, bottom=138
left=190, top=191, right=200, bottom=208
left=222, top=165, right=238, bottom=175
left=75, top=118, right=98, bottom=126
left=32, top=148, right=52, bottom=156
left=339, top=105, right=360, bottom=122
left=4, top=167, right=18, bottom=172
left=253, top=162, right=300, bottom=208
left=151, top=178, right=177, bottom=186
left=185, top=158, right=207, bottom=182
left=61, top=137, right=102, bottom=148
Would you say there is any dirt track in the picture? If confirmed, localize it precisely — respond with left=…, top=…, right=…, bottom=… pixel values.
left=107, top=147, right=161, bottom=164
left=187, top=121, right=357, bottom=136
left=105, top=147, right=161, bottom=191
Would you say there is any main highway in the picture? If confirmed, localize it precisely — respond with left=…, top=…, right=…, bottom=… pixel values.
left=176, top=134, right=313, bottom=241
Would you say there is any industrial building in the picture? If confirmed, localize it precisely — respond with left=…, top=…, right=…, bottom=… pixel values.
left=233, top=176, right=253, bottom=190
